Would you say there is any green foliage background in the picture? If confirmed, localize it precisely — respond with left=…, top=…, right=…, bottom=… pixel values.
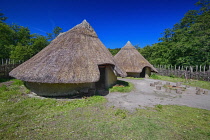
left=1, top=0, right=210, bottom=66
left=109, top=0, right=210, bottom=67
left=0, top=11, right=62, bottom=61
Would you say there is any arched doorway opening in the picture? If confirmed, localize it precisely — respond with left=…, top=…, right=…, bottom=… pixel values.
left=140, top=67, right=146, bottom=78
left=140, top=67, right=151, bottom=78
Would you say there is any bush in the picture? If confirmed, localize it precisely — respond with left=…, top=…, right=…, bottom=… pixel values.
left=150, top=74, right=160, bottom=79
left=109, top=80, right=134, bottom=93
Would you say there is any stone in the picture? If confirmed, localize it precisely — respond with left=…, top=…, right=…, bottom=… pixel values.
left=166, top=82, right=170, bottom=85
left=154, top=82, right=159, bottom=85
left=150, top=83, right=155, bottom=87
left=165, top=88, right=171, bottom=93
left=196, top=87, right=200, bottom=90
left=185, top=85, right=190, bottom=88
left=196, top=91, right=201, bottom=95
left=204, top=91, right=208, bottom=95
left=176, top=82, right=181, bottom=87
left=156, top=86, right=161, bottom=90
left=176, top=89, right=182, bottom=94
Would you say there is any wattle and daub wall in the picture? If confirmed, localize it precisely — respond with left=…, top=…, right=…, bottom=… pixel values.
left=25, top=65, right=117, bottom=96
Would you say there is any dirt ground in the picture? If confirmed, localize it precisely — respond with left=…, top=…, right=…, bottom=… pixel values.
left=106, top=78, right=210, bottom=111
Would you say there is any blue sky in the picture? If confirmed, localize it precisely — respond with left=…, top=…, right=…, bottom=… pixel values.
left=1, top=0, right=199, bottom=48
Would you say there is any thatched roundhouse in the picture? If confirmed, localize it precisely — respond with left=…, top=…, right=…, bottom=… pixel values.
left=9, top=20, right=126, bottom=96
left=114, top=41, right=157, bottom=78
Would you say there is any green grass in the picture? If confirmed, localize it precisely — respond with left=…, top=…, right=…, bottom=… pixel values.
left=1, top=79, right=210, bottom=139
left=150, top=74, right=210, bottom=90
left=124, top=77, right=143, bottom=80
left=109, top=80, right=134, bottom=92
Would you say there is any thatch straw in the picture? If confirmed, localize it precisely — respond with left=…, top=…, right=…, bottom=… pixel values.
left=9, top=20, right=126, bottom=83
left=114, top=41, right=158, bottom=73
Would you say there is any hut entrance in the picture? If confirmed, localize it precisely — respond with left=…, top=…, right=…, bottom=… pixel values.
left=140, top=67, right=151, bottom=78
left=140, top=67, right=146, bottom=78
left=96, top=65, right=106, bottom=89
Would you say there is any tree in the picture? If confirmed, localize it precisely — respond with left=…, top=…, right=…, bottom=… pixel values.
left=10, top=43, right=33, bottom=61
left=108, top=48, right=120, bottom=56
left=141, top=0, right=210, bottom=66
left=47, top=26, right=63, bottom=41
left=0, top=23, right=13, bottom=59
left=0, top=10, right=7, bottom=23
left=30, top=34, right=49, bottom=55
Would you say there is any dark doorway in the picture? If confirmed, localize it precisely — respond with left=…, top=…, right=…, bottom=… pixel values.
left=95, top=65, right=106, bottom=89
left=140, top=67, right=146, bottom=78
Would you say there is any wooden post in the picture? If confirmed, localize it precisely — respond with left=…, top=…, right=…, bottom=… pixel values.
left=204, top=65, right=206, bottom=74
left=190, top=66, right=193, bottom=79
left=196, top=65, right=198, bottom=80
left=185, top=66, right=188, bottom=81
left=168, top=65, right=170, bottom=76
left=209, top=66, right=210, bottom=81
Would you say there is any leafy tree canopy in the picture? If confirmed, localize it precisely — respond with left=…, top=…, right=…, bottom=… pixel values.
left=139, top=0, right=210, bottom=66
left=0, top=12, right=62, bottom=61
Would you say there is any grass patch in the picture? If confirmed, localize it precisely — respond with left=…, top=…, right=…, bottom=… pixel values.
left=124, top=77, right=143, bottom=80
left=1, top=79, right=210, bottom=139
left=109, top=80, right=134, bottom=92
left=150, top=74, right=210, bottom=90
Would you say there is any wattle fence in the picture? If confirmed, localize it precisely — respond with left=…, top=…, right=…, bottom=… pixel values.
left=0, top=59, right=23, bottom=78
left=1, top=59, right=210, bottom=82
left=155, top=65, right=210, bottom=82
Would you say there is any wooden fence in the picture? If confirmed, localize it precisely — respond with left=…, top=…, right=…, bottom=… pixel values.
left=0, top=59, right=22, bottom=78
left=155, top=65, right=210, bottom=82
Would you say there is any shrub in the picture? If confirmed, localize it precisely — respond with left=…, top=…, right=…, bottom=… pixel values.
left=150, top=74, right=160, bottom=79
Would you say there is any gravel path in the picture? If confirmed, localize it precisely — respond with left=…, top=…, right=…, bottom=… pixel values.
left=105, top=78, right=210, bottom=111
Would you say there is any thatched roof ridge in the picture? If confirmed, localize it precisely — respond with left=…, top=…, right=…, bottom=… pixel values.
left=114, top=41, right=158, bottom=73
left=10, top=20, right=126, bottom=83
left=121, top=41, right=135, bottom=50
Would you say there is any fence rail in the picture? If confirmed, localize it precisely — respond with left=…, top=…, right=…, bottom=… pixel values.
left=0, top=59, right=22, bottom=78
left=155, top=65, right=210, bottom=82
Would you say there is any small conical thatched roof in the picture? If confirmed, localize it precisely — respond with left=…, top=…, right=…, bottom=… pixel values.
left=10, top=20, right=126, bottom=83
left=114, top=41, right=158, bottom=73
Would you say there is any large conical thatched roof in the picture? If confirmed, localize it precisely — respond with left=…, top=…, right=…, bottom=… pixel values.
left=10, top=20, right=126, bottom=83
left=114, top=41, right=158, bottom=73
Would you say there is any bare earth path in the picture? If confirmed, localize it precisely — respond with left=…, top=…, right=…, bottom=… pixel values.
left=105, top=78, right=210, bottom=111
